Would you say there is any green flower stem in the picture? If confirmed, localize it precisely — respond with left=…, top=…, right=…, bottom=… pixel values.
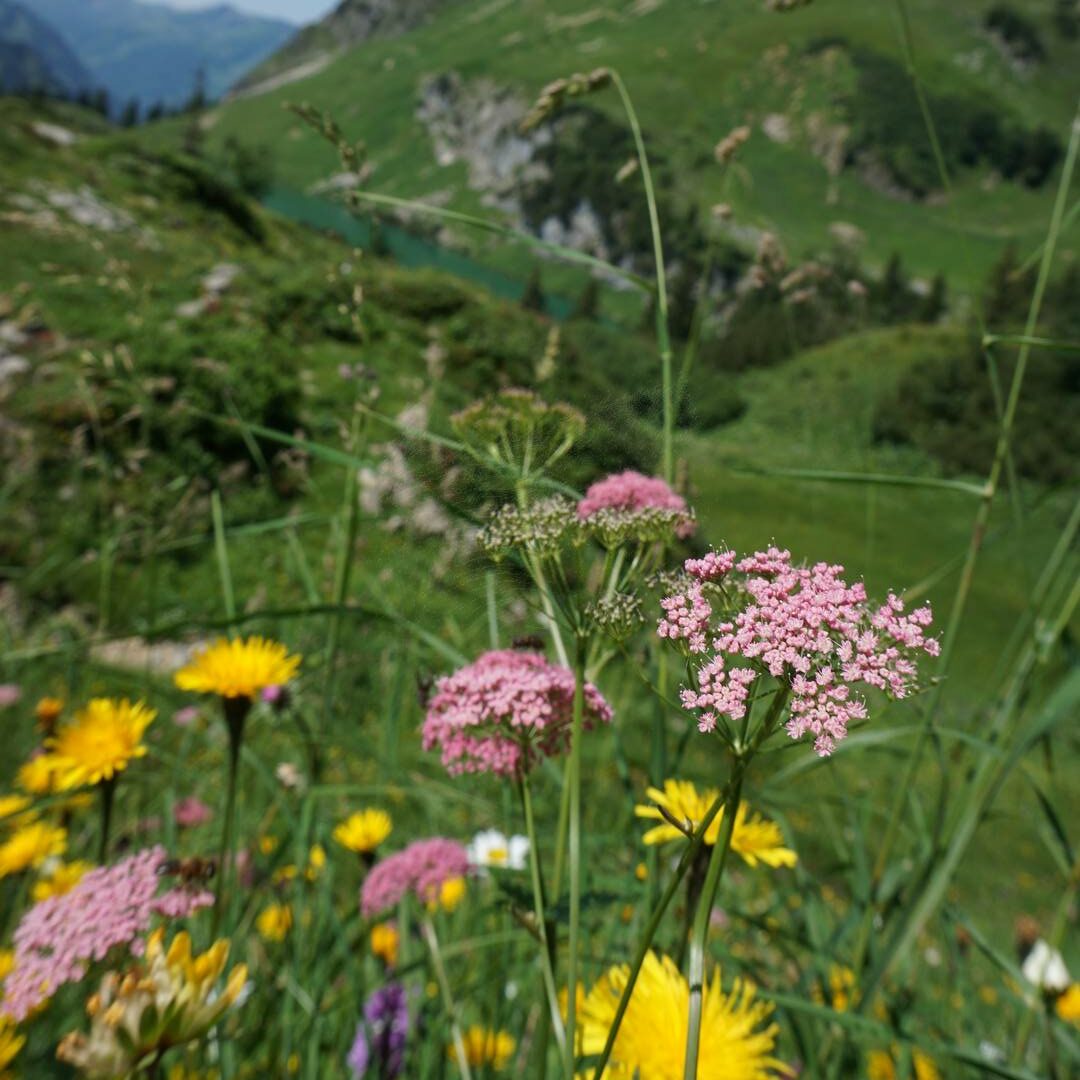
left=608, top=69, right=673, bottom=483
left=519, top=774, right=569, bottom=1076
left=566, top=636, right=587, bottom=1073
left=590, top=791, right=728, bottom=1079
left=214, top=695, right=250, bottom=935
left=683, top=765, right=745, bottom=1080
left=422, top=914, right=474, bottom=1080
left=97, top=776, right=116, bottom=863
left=684, top=683, right=790, bottom=1078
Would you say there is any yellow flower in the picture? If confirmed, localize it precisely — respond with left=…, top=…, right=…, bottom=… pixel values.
left=306, top=843, right=326, bottom=881
left=428, top=875, right=466, bottom=914
left=0, top=1018, right=25, bottom=1077
left=371, top=922, right=399, bottom=967
left=868, top=1048, right=940, bottom=1080
left=258, top=834, right=279, bottom=856
left=0, top=950, right=14, bottom=983
left=454, top=1026, right=516, bottom=1070
left=17, top=754, right=59, bottom=796
left=578, top=950, right=788, bottom=1078
left=634, top=780, right=798, bottom=868
left=32, top=860, right=94, bottom=902
left=333, top=808, right=392, bottom=854
left=175, top=636, right=301, bottom=701
left=256, top=903, right=293, bottom=942
left=58, top=929, right=246, bottom=1076
left=47, top=698, right=155, bottom=789
left=273, top=864, right=298, bottom=885
left=0, top=795, right=34, bottom=827
left=634, top=862, right=648, bottom=882
left=34, top=696, right=64, bottom=727
left=1057, top=984, right=1080, bottom=1025
left=0, top=821, right=67, bottom=878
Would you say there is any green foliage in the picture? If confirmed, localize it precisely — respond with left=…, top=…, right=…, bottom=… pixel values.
left=844, top=46, right=1062, bottom=195
left=220, top=135, right=275, bottom=199
left=986, top=4, right=1047, bottom=63
left=158, top=152, right=267, bottom=244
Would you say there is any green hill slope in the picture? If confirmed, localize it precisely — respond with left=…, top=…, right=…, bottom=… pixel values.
left=188, top=0, right=1080, bottom=291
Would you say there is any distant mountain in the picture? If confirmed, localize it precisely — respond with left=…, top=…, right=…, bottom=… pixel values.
left=234, top=0, right=449, bottom=94
left=0, top=0, right=94, bottom=96
left=29, top=0, right=293, bottom=111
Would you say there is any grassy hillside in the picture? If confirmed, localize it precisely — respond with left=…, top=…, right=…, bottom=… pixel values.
left=176, top=0, right=1080, bottom=292
left=2, top=95, right=1077, bottom=951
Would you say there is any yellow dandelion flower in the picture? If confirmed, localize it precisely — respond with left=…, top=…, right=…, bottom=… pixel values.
left=175, top=637, right=301, bottom=701
left=306, top=844, right=326, bottom=881
left=578, top=950, right=789, bottom=1078
left=32, top=860, right=94, bottom=902
left=371, top=922, right=399, bottom=967
left=0, top=821, right=67, bottom=878
left=47, top=698, right=155, bottom=790
left=0, top=949, right=14, bottom=983
left=333, top=808, right=392, bottom=854
left=34, top=697, right=64, bottom=727
left=256, top=903, right=293, bottom=943
left=17, top=754, right=59, bottom=796
left=0, top=795, right=34, bottom=827
left=868, top=1048, right=940, bottom=1080
left=0, top=1018, right=25, bottom=1076
left=634, top=780, right=797, bottom=868
left=428, top=875, right=467, bottom=914
left=454, top=1026, right=516, bottom=1070
left=1057, top=984, right=1080, bottom=1025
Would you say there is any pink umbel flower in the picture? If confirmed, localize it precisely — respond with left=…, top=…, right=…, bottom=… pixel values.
left=2, top=846, right=212, bottom=1021
left=577, top=470, right=695, bottom=538
left=659, top=546, right=939, bottom=756
left=360, top=838, right=470, bottom=919
left=421, top=649, right=614, bottom=776
left=173, top=796, right=213, bottom=829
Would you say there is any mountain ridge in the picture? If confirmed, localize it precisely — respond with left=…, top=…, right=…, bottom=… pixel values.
left=0, top=0, right=94, bottom=97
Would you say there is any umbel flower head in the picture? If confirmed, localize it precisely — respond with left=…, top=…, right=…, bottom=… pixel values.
left=2, top=846, right=213, bottom=1022
left=578, top=470, right=696, bottom=541
left=579, top=950, right=788, bottom=1078
left=658, top=547, right=938, bottom=755
left=360, top=838, right=470, bottom=919
left=56, top=927, right=247, bottom=1077
left=334, top=808, right=393, bottom=855
left=46, top=698, right=156, bottom=790
left=635, top=780, right=797, bottom=869
left=0, top=821, right=67, bottom=879
left=451, top=388, right=585, bottom=476
left=174, top=636, right=301, bottom=702
left=422, top=649, right=614, bottom=776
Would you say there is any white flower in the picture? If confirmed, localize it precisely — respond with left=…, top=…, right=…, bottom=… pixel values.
left=467, top=829, right=529, bottom=871
left=1022, top=939, right=1071, bottom=993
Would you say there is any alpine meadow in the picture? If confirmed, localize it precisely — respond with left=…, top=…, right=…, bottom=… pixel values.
left=0, top=1, right=1078, bottom=1078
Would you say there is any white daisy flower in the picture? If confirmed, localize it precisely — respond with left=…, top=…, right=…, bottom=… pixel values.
left=467, top=829, right=529, bottom=871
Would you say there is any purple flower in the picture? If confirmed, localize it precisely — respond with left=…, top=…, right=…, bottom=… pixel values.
left=173, top=796, right=213, bottom=829
left=349, top=984, right=411, bottom=1078
left=0, top=684, right=21, bottom=709
left=172, top=706, right=199, bottom=728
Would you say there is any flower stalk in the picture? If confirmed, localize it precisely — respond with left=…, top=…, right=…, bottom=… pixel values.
left=422, top=915, right=473, bottom=1080
left=565, top=634, right=587, bottom=1072
left=215, top=695, right=250, bottom=932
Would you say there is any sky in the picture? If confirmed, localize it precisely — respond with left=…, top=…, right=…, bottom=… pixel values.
left=142, top=0, right=337, bottom=23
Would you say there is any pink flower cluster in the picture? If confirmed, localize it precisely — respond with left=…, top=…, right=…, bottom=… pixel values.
left=173, top=796, right=213, bottom=828
left=577, top=470, right=695, bottom=538
left=2, top=846, right=212, bottom=1021
left=659, top=546, right=939, bottom=756
left=360, top=838, right=470, bottom=919
left=421, top=649, right=614, bottom=776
